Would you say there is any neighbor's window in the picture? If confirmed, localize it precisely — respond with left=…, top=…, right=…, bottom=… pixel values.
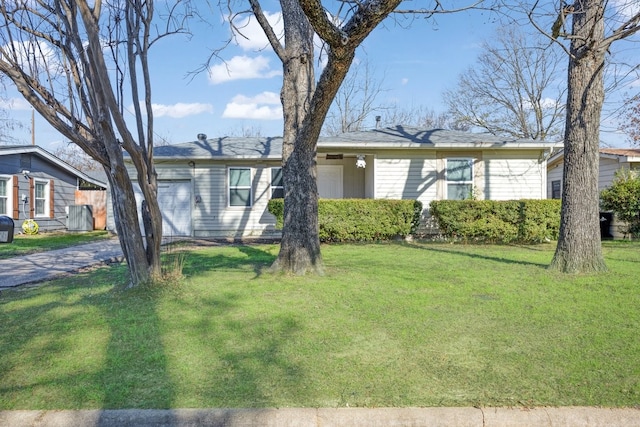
left=0, top=177, right=9, bottom=216
left=228, top=167, right=252, bottom=207
left=34, top=180, right=49, bottom=216
left=446, top=158, right=474, bottom=200
left=271, top=167, right=284, bottom=198
left=551, top=180, right=561, bottom=199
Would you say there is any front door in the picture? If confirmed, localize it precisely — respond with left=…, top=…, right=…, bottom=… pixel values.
left=317, top=165, right=343, bottom=199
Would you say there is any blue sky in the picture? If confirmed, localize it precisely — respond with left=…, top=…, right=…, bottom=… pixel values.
left=2, top=2, right=638, bottom=152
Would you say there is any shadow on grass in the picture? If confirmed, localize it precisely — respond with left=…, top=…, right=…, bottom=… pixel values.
left=0, top=246, right=302, bottom=411
left=181, top=245, right=277, bottom=279
left=402, top=241, right=550, bottom=268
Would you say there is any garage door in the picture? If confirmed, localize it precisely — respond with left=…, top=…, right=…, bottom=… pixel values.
left=134, top=181, right=192, bottom=237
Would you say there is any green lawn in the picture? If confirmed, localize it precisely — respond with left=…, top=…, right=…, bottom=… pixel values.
left=0, top=231, right=112, bottom=260
left=0, top=241, right=639, bottom=409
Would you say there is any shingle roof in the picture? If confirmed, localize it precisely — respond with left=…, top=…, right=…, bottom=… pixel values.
left=320, top=126, right=539, bottom=145
left=154, top=136, right=283, bottom=159
left=152, top=126, right=559, bottom=160
left=0, top=145, right=107, bottom=188
left=599, top=148, right=640, bottom=158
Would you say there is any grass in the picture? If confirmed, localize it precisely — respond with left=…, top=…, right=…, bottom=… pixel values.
left=0, top=230, right=112, bottom=260
left=0, top=240, right=639, bottom=409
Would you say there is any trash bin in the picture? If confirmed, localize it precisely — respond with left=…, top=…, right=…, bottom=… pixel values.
left=600, top=212, right=613, bottom=239
left=0, top=215, right=15, bottom=243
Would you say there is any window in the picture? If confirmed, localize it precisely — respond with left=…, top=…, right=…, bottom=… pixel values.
left=228, top=168, right=252, bottom=207
left=34, top=180, right=49, bottom=216
left=0, top=177, right=9, bottom=216
left=446, top=158, right=474, bottom=200
left=551, top=180, right=561, bottom=199
left=271, top=167, right=284, bottom=199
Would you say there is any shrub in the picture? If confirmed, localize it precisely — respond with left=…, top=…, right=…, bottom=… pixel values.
left=429, top=199, right=561, bottom=244
left=267, top=199, right=422, bottom=242
left=601, top=169, right=640, bottom=237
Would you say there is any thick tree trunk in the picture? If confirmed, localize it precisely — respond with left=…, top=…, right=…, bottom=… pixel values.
left=549, top=0, right=607, bottom=273
left=271, top=144, right=323, bottom=274
left=271, top=0, right=322, bottom=274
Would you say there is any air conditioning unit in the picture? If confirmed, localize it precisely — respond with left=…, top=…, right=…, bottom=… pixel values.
left=67, top=205, right=93, bottom=231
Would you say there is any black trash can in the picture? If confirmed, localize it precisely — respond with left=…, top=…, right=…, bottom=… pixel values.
left=0, top=215, right=15, bottom=243
left=599, top=212, right=613, bottom=239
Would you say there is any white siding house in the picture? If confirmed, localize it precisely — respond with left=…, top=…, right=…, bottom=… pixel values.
left=108, top=126, right=559, bottom=239
left=546, top=148, right=640, bottom=238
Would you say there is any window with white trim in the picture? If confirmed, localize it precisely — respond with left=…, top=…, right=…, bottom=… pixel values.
left=34, top=180, right=49, bottom=216
left=271, top=167, right=284, bottom=199
left=0, top=177, right=10, bottom=216
left=228, top=167, right=252, bottom=207
left=446, top=158, right=474, bottom=200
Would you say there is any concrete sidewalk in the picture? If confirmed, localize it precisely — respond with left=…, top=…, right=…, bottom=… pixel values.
left=0, top=407, right=639, bottom=427
left=0, top=238, right=124, bottom=289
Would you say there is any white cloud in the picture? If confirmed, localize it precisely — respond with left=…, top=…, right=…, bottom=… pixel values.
left=401, top=78, right=409, bottom=85
left=232, top=12, right=284, bottom=51
left=208, top=55, right=282, bottom=84
left=152, top=102, right=214, bottom=118
left=222, top=91, right=282, bottom=120
left=0, top=97, right=33, bottom=110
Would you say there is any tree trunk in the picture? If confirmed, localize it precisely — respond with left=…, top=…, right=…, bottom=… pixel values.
left=271, top=144, right=323, bottom=274
left=104, top=161, right=151, bottom=286
left=549, top=0, right=607, bottom=273
left=270, top=0, right=322, bottom=274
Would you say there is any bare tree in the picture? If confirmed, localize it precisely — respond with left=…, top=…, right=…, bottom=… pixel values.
left=0, top=78, right=24, bottom=143
left=323, top=59, right=386, bottom=135
left=380, top=105, right=470, bottom=130
left=535, top=1, right=640, bottom=273
left=621, top=94, right=640, bottom=144
left=53, top=144, right=102, bottom=172
left=443, top=25, right=566, bottom=140
left=0, top=1, right=190, bottom=286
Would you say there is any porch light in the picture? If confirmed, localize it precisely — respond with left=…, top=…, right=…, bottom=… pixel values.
left=356, top=154, right=366, bottom=168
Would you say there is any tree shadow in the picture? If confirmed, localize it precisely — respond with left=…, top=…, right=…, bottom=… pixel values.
left=401, top=241, right=550, bottom=268
left=181, top=245, right=276, bottom=279
left=0, top=246, right=299, bottom=412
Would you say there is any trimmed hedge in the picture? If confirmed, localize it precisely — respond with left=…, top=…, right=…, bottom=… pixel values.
left=429, top=199, right=561, bottom=244
left=267, top=199, right=422, bottom=242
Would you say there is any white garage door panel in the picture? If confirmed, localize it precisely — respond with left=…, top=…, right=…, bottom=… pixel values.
left=134, top=181, right=192, bottom=237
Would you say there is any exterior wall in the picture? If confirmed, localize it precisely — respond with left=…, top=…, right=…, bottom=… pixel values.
left=545, top=155, right=640, bottom=240
left=547, top=159, right=563, bottom=199
left=0, top=153, right=79, bottom=232
left=108, top=160, right=281, bottom=239
left=191, top=162, right=279, bottom=238
left=482, top=151, right=545, bottom=200
left=373, top=153, right=438, bottom=204
left=599, top=157, right=625, bottom=190
left=107, top=148, right=552, bottom=239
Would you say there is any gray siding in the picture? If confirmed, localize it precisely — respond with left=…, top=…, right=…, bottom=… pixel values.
left=0, top=153, right=78, bottom=231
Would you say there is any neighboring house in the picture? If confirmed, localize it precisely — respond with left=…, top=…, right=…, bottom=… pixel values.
left=0, top=145, right=107, bottom=232
left=108, top=126, right=559, bottom=238
left=547, top=148, right=640, bottom=237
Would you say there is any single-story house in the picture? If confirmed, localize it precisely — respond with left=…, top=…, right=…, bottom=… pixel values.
left=0, top=145, right=107, bottom=233
left=547, top=148, right=640, bottom=238
left=109, top=126, right=560, bottom=239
